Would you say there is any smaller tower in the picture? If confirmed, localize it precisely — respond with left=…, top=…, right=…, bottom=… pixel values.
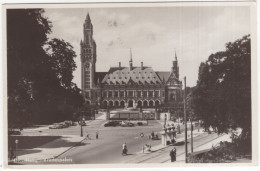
left=171, top=51, right=179, bottom=79
left=129, top=48, right=133, bottom=70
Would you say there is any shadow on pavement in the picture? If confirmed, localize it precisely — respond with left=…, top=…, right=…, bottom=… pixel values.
left=17, top=149, right=42, bottom=156
left=125, top=153, right=135, bottom=156
left=170, top=141, right=190, bottom=146
left=75, top=142, right=90, bottom=147
left=8, top=136, right=61, bottom=149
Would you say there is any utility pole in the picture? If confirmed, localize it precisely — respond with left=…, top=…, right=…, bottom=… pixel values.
left=184, top=76, right=188, bottom=163
left=80, top=111, right=83, bottom=137
left=191, top=116, right=193, bottom=153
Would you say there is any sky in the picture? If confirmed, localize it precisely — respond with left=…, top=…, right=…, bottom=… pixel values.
left=44, top=5, right=250, bottom=87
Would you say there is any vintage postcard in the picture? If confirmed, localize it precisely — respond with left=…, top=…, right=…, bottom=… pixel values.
left=2, top=1, right=257, bottom=169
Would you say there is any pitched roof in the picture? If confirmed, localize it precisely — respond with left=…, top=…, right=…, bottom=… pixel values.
left=101, top=66, right=162, bottom=85
left=94, top=72, right=107, bottom=84
left=156, top=72, right=171, bottom=82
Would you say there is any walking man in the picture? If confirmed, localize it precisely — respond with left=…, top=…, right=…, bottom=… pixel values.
left=85, top=131, right=91, bottom=140
left=170, top=147, right=176, bottom=162
left=96, top=131, right=99, bottom=139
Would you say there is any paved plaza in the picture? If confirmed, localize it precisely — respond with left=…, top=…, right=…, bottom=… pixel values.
left=9, top=119, right=232, bottom=164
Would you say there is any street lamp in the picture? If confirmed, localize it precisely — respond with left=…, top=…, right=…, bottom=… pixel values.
left=15, top=139, right=19, bottom=160
left=80, top=112, right=83, bottom=137
left=164, top=114, right=167, bottom=128
left=183, top=76, right=188, bottom=163
left=190, top=115, right=194, bottom=153
left=177, top=110, right=181, bottom=134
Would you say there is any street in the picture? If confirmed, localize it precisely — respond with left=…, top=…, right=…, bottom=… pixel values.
left=19, top=119, right=225, bottom=164
left=50, top=120, right=163, bottom=164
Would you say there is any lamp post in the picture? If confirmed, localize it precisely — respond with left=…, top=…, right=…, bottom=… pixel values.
left=80, top=112, right=83, bottom=137
left=190, top=115, right=194, bottom=153
left=140, top=132, right=144, bottom=153
left=15, top=139, right=19, bottom=160
left=177, top=110, right=181, bottom=134
left=164, top=114, right=167, bottom=128
left=183, top=76, right=188, bottom=163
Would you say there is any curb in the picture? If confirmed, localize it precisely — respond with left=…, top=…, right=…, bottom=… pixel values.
left=54, top=137, right=87, bottom=159
left=136, top=132, right=203, bottom=154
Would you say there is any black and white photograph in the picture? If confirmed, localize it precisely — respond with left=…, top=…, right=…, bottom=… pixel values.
left=2, top=1, right=257, bottom=168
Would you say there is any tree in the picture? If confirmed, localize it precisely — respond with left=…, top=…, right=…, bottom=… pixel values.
left=193, top=35, right=251, bottom=153
left=7, top=9, right=83, bottom=126
left=7, top=9, right=52, bottom=126
left=45, top=38, right=77, bottom=89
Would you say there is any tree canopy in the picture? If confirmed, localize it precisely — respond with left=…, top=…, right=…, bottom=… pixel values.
left=7, top=9, right=83, bottom=126
left=193, top=35, right=251, bottom=139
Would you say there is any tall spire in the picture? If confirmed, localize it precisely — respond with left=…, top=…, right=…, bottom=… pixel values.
left=175, top=50, right=178, bottom=61
left=86, top=12, right=91, bottom=22
left=130, top=48, right=133, bottom=62
left=129, top=48, right=133, bottom=70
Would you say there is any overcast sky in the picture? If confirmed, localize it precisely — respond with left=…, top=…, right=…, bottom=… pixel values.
left=44, top=6, right=250, bottom=87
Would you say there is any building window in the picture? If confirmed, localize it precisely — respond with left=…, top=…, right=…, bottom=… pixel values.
left=120, top=91, right=124, bottom=97
left=161, top=91, right=165, bottom=97
left=137, top=91, right=141, bottom=97
left=143, top=91, right=147, bottom=97
left=114, top=91, right=119, bottom=97
left=155, top=91, right=159, bottom=97
left=108, top=91, right=112, bottom=97
left=128, top=91, right=133, bottom=97
left=148, top=91, right=153, bottom=97
left=103, top=91, right=107, bottom=97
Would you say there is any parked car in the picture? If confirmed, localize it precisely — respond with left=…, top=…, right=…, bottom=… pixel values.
left=120, top=121, right=134, bottom=127
left=59, top=122, right=69, bottom=128
left=8, top=129, right=21, bottom=135
left=137, top=122, right=143, bottom=126
left=49, top=123, right=66, bottom=129
left=64, top=120, right=74, bottom=126
left=104, top=121, right=119, bottom=127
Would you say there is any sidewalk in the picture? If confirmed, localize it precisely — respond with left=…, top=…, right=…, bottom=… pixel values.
left=174, top=133, right=232, bottom=162
left=9, top=135, right=86, bottom=164
left=120, top=130, right=231, bottom=163
left=120, top=129, right=207, bottom=163
left=136, top=129, right=205, bottom=154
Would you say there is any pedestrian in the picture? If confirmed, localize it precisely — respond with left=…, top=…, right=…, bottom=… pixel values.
left=86, top=131, right=91, bottom=140
left=9, top=147, right=14, bottom=160
left=151, top=131, right=155, bottom=139
left=96, top=131, right=99, bottom=139
left=170, top=147, right=176, bottom=162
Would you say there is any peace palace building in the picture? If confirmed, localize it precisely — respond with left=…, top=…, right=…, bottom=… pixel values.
left=81, top=14, right=183, bottom=110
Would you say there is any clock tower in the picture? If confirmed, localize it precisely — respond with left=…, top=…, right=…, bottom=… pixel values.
left=81, top=13, right=97, bottom=101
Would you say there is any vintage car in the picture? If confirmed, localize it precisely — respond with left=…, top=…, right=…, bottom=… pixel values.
left=104, top=121, right=120, bottom=127
left=120, top=121, right=134, bottom=127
